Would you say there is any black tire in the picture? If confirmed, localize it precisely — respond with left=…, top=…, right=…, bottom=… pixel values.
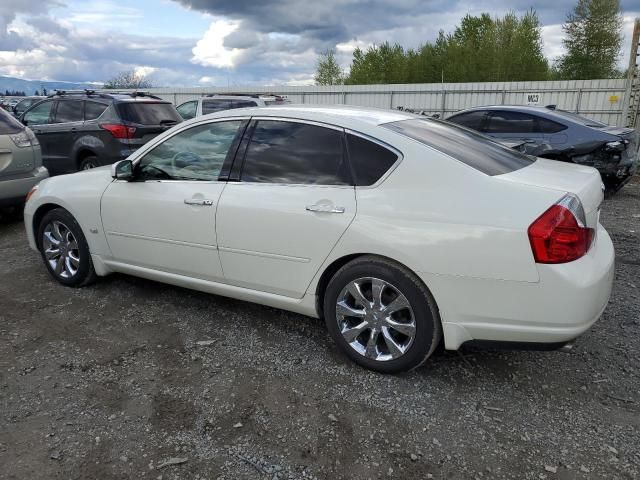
left=79, top=156, right=99, bottom=171
left=323, top=255, right=442, bottom=373
left=37, top=208, right=97, bottom=287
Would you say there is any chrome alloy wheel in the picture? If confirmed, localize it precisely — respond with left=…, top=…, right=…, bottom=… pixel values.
left=336, top=277, right=416, bottom=361
left=42, top=220, right=80, bottom=279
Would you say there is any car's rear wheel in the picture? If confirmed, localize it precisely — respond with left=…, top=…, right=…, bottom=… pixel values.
left=323, top=256, right=441, bottom=373
left=37, top=208, right=96, bottom=287
left=79, top=156, right=99, bottom=171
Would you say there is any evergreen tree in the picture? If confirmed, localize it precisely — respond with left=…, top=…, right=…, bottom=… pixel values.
left=557, top=0, right=622, bottom=79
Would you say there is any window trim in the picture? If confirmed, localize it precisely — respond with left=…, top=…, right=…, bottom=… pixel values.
left=128, top=117, right=250, bottom=184
left=234, top=117, right=354, bottom=188
left=344, top=128, right=404, bottom=189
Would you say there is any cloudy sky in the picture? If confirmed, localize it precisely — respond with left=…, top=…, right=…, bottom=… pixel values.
left=0, top=0, right=638, bottom=86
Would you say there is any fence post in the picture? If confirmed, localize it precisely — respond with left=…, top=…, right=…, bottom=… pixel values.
left=173, top=93, right=177, bottom=105
left=501, top=90, right=507, bottom=105
left=440, top=90, right=447, bottom=118
left=389, top=91, right=394, bottom=109
left=301, top=92, right=306, bottom=104
left=342, top=91, right=347, bottom=105
left=576, top=88, right=583, bottom=114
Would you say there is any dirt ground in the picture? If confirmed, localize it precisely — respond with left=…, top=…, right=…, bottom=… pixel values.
left=1, top=179, right=639, bottom=480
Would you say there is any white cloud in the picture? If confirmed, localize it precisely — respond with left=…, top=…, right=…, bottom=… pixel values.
left=191, top=18, right=242, bottom=68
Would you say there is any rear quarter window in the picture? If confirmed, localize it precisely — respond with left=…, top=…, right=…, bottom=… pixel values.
left=346, top=133, right=398, bottom=186
left=118, top=102, right=181, bottom=125
left=383, top=119, right=535, bottom=176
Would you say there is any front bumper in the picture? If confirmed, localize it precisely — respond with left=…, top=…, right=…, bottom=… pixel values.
left=0, top=166, right=49, bottom=207
left=422, top=224, right=615, bottom=350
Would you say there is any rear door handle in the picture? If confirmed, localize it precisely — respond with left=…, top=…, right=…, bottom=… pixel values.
left=306, top=204, right=345, bottom=214
left=184, top=199, right=214, bottom=206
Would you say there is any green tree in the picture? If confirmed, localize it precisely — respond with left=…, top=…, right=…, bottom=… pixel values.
left=104, top=70, right=153, bottom=89
left=314, top=50, right=344, bottom=85
left=556, top=0, right=622, bottom=79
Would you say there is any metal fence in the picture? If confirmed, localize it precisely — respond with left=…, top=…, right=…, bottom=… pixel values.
left=143, top=78, right=633, bottom=126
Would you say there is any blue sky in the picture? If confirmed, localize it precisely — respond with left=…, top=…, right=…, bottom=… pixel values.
left=1, top=0, right=638, bottom=87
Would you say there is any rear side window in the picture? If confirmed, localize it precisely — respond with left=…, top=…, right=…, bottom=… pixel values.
left=118, top=102, right=181, bottom=125
left=448, top=111, right=487, bottom=131
left=241, top=120, right=350, bottom=185
left=85, top=101, right=108, bottom=121
left=0, top=108, right=24, bottom=134
left=486, top=111, right=536, bottom=133
left=53, top=100, right=84, bottom=123
left=537, top=117, right=567, bottom=133
left=347, top=134, right=398, bottom=186
left=202, top=99, right=233, bottom=114
left=383, top=119, right=534, bottom=176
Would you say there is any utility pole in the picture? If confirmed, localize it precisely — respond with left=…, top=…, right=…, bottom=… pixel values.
left=623, top=18, right=640, bottom=128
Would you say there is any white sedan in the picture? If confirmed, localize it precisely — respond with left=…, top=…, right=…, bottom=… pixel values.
left=24, top=105, right=614, bottom=372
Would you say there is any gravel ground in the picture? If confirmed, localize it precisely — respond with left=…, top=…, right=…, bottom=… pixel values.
left=1, top=179, right=639, bottom=480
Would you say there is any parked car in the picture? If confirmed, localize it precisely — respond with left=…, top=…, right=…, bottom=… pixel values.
left=0, top=108, right=48, bottom=216
left=447, top=105, right=639, bottom=192
left=176, top=93, right=289, bottom=120
left=24, top=106, right=614, bottom=373
left=19, top=90, right=182, bottom=175
left=12, top=96, right=45, bottom=118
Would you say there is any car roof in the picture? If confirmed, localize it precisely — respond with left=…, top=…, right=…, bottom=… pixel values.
left=195, top=104, right=416, bottom=127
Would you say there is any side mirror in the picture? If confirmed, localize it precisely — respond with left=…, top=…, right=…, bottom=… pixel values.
left=111, top=159, right=134, bottom=180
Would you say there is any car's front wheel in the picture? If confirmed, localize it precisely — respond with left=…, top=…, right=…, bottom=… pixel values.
left=37, top=208, right=96, bottom=287
left=323, top=256, right=441, bottom=373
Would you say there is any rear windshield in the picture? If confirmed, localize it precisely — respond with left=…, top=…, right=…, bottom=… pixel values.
left=550, top=110, right=607, bottom=128
left=383, top=118, right=535, bottom=176
left=117, top=102, right=181, bottom=125
left=0, top=108, right=24, bottom=135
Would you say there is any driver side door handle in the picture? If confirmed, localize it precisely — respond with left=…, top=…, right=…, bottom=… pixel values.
left=184, top=199, right=214, bottom=206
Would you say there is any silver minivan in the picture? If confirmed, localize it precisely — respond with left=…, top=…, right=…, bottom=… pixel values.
left=0, top=108, right=48, bottom=217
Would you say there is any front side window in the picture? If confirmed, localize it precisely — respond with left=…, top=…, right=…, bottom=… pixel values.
left=447, top=111, right=487, bottom=131
left=23, top=100, right=54, bottom=125
left=241, top=120, right=350, bottom=185
left=202, top=99, right=233, bottom=114
left=137, top=120, right=243, bottom=181
left=486, top=111, right=536, bottom=134
left=383, top=118, right=534, bottom=176
left=177, top=101, right=198, bottom=120
left=53, top=100, right=84, bottom=123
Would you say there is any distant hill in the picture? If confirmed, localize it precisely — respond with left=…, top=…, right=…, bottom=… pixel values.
left=0, top=75, right=98, bottom=95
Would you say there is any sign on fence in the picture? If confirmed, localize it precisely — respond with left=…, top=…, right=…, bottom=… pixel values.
left=526, top=92, right=542, bottom=105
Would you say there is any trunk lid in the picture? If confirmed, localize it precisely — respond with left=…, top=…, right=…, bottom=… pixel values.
left=497, top=158, right=604, bottom=228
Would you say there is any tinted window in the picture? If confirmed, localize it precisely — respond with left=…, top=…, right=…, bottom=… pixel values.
left=85, top=101, right=108, bottom=121
left=486, top=111, right=536, bottom=133
left=118, top=102, right=181, bottom=125
left=23, top=100, right=54, bottom=125
left=448, top=111, right=487, bottom=131
left=347, top=134, right=398, bottom=186
left=53, top=100, right=84, bottom=123
left=14, top=98, right=39, bottom=116
left=241, top=120, right=350, bottom=185
left=537, top=117, right=567, bottom=133
left=0, top=108, right=24, bottom=134
left=232, top=100, right=257, bottom=108
left=383, top=119, right=534, bottom=176
left=138, top=120, right=243, bottom=181
left=202, top=99, right=233, bottom=114
left=176, top=101, right=197, bottom=120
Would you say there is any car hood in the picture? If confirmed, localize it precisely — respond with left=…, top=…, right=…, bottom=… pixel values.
left=39, top=165, right=113, bottom=193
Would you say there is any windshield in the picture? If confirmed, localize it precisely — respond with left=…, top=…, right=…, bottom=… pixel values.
left=118, top=102, right=181, bottom=125
left=383, top=118, right=535, bottom=176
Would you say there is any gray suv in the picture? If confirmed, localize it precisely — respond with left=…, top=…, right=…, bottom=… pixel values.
left=0, top=108, right=48, bottom=215
left=447, top=105, right=639, bottom=192
left=176, top=93, right=289, bottom=120
left=20, top=90, right=182, bottom=175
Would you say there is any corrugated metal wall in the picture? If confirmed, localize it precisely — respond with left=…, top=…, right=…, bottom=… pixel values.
left=143, top=78, right=629, bottom=125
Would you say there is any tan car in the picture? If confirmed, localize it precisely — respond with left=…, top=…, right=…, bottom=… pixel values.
left=0, top=108, right=48, bottom=217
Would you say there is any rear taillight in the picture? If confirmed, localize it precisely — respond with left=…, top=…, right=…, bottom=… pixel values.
left=100, top=123, right=136, bottom=139
left=528, top=194, right=594, bottom=264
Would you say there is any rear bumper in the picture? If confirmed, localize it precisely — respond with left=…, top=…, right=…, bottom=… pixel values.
left=423, top=224, right=615, bottom=350
left=0, top=166, right=49, bottom=206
